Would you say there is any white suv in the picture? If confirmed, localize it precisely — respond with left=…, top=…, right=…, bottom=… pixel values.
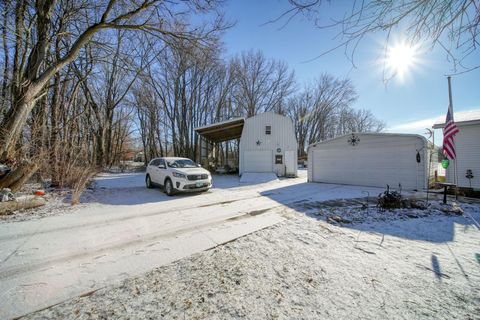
left=145, top=157, right=212, bottom=196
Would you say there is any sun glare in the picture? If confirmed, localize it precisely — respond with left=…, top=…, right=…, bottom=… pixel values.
left=385, top=41, right=419, bottom=82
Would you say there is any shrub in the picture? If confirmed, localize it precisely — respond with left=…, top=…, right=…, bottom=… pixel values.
left=377, top=185, right=402, bottom=210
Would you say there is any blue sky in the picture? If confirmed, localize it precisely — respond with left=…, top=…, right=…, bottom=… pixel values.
left=221, top=0, right=480, bottom=138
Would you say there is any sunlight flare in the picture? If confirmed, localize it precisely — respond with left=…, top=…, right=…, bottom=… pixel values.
left=385, top=40, right=420, bottom=82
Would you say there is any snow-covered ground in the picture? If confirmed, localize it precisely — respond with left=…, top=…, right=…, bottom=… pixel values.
left=21, top=200, right=480, bottom=320
left=2, top=170, right=480, bottom=319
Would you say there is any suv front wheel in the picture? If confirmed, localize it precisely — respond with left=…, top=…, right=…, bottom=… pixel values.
left=146, top=174, right=154, bottom=189
left=164, top=178, right=175, bottom=196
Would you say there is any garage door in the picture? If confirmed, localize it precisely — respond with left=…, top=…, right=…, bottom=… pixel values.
left=311, top=143, right=421, bottom=190
left=244, top=150, right=272, bottom=172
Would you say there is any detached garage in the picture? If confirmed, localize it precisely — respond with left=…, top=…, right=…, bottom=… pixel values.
left=308, top=133, right=433, bottom=190
left=239, top=112, right=297, bottom=177
left=195, top=112, right=297, bottom=177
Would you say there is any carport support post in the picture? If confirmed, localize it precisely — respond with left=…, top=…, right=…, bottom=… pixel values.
left=214, top=142, right=220, bottom=169
left=226, top=141, right=229, bottom=168
left=198, top=136, right=202, bottom=164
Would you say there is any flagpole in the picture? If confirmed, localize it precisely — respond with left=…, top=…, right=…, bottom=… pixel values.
left=447, top=76, right=459, bottom=200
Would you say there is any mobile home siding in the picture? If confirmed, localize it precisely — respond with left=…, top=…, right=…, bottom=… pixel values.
left=308, top=133, right=429, bottom=190
left=445, top=124, right=480, bottom=188
left=239, top=112, right=298, bottom=176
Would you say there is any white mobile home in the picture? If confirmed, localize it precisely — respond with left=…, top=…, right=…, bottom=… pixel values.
left=308, top=133, right=433, bottom=190
left=195, top=112, right=298, bottom=177
left=433, top=109, right=480, bottom=189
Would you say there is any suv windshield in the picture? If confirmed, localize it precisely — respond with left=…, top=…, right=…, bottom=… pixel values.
left=167, top=159, right=197, bottom=168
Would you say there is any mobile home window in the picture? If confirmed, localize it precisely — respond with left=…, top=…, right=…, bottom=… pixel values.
left=266, top=126, right=271, bottom=135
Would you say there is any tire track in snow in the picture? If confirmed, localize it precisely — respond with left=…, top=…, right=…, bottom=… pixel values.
left=0, top=202, right=284, bottom=280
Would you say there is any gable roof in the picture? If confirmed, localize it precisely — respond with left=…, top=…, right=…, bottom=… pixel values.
left=433, top=109, right=480, bottom=128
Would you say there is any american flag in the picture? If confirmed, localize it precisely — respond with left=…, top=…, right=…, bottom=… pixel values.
left=442, top=104, right=459, bottom=159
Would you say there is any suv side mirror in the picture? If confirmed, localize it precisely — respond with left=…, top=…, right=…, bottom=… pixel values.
left=197, top=163, right=202, bottom=168
left=158, top=164, right=166, bottom=169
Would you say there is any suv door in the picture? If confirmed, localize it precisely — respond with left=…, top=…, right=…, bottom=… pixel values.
left=157, top=158, right=167, bottom=185
left=148, top=159, right=160, bottom=183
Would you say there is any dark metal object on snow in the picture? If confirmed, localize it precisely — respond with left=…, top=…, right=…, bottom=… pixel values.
left=438, top=182, right=456, bottom=204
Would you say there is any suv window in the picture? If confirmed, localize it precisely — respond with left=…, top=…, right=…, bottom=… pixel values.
left=158, top=159, right=166, bottom=168
left=167, top=159, right=197, bottom=168
left=149, top=159, right=160, bottom=166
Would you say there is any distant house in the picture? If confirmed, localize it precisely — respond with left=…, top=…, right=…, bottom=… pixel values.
left=433, top=109, right=480, bottom=189
left=195, top=112, right=298, bottom=177
left=307, top=133, right=436, bottom=190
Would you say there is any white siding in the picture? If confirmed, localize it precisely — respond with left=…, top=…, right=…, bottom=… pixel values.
left=445, top=124, right=480, bottom=188
left=239, top=112, right=298, bottom=176
left=308, top=133, right=428, bottom=190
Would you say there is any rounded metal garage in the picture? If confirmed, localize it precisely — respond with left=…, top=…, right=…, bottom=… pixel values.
left=307, top=133, right=433, bottom=190
left=239, top=112, right=297, bottom=177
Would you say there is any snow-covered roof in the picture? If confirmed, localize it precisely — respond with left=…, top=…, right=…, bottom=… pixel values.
left=432, top=109, right=480, bottom=128
left=194, top=117, right=245, bottom=131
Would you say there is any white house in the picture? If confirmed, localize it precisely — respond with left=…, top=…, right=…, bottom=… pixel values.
left=308, top=132, right=435, bottom=190
left=433, top=109, right=480, bottom=189
left=195, top=112, right=298, bottom=177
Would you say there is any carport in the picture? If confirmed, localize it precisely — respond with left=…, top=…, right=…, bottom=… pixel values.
left=194, top=117, right=245, bottom=172
left=195, top=113, right=298, bottom=177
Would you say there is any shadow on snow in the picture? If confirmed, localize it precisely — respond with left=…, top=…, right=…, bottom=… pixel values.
left=260, top=181, right=479, bottom=244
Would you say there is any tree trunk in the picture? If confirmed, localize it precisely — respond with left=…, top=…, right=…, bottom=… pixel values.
left=1, top=0, right=10, bottom=114
left=1, top=98, right=36, bottom=162
left=10, top=162, right=40, bottom=192
left=0, top=195, right=46, bottom=215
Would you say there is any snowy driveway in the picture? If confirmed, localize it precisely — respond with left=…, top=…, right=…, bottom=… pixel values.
left=0, top=171, right=382, bottom=319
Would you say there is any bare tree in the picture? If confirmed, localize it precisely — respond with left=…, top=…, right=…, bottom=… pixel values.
left=0, top=0, right=225, bottom=190
left=232, top=50, right=295, bottom=117
left=282, top=0, right=480, bottom=74
left=287, top=74, right=383, bottom=156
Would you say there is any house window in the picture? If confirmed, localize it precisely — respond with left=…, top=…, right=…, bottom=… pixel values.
left=275, top=155, right=283, bottom=164
left=266, top=126, right=271, bottom=135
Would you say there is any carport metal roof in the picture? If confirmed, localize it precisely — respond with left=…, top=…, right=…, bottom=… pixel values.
left=194, top=117, right=245, bottom=142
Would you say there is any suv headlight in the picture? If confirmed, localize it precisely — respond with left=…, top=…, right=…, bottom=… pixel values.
left=172, top=172, right=186, bottom=179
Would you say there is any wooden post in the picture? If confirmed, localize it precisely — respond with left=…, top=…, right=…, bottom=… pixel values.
left=226, top=140, right=229, bottom=169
